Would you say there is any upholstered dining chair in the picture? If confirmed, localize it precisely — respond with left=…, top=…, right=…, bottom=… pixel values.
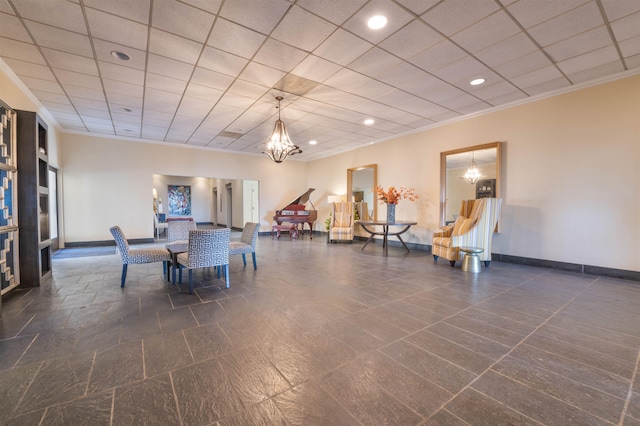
left=432, top=198, right=502, bottom=268
left=168, top=220, right=196, bottom=243
left=329, top=202, right=355, bottom=243
left=229, top=222, right=260, bottom=269
left=153, top=213, right=168, bottom=240
left=177, top=228, right=230, bottom=294
left=109, top=226, right=170, bottom=287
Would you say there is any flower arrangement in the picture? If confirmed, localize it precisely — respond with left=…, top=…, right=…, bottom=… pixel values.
left=376, top=185, right=418, bottom=205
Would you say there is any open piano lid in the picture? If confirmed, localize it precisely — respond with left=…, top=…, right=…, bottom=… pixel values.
left=284, top=188, right=316, bottom=210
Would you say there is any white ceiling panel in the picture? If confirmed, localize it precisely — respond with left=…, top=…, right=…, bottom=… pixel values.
left=1, top=0, right=637, bottom=160
left=296, top=0, right=367, bottom=25
left=83, top=0, right=151, bottom=24
left=207, top=18, right=266, bottom=60
left=271, top=5, right=337, bottom=51
left=85, top=8, right=148, bottom=50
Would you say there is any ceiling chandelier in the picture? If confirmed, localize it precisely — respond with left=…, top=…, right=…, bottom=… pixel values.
left=264, top=96, right=302, bottom=163
left=463, top=152, right=481, bottom=184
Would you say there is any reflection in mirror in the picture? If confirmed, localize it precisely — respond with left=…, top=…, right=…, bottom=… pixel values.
left=347, top=164, right=377, bottom=221
left=440, top=142, right=501, bottom=227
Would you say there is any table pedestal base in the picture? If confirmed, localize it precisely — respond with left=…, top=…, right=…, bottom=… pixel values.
left=460, top=247, right=483, bottom=273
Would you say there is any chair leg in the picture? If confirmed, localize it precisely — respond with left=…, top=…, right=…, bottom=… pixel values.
left=449, top=260, right=456, bottom=267
left=241, top=253, right=247, bottom=266
left=179, top=267, right=183, bottom=284
left=484, top=261, right=490, bottom=267
left=121, top=264, right=128, bottom=288
left=224, top=264, right=230, bottom=288
left=433, top=255, right=438, bottom=261
left=251, top=252, right=257, bottom=269
left=188, top=269, right=194, bottom=294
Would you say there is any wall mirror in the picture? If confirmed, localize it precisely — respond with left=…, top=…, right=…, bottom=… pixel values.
left=440, top=142, right=502, bottom=227
left=347, top=164, right=377, bottom=220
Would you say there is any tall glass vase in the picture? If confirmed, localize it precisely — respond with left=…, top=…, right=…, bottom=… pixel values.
left=386, top=203, right=396, bottom=224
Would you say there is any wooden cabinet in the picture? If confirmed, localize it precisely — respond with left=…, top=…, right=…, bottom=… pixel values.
left=16, top=110, right=51, bottom=287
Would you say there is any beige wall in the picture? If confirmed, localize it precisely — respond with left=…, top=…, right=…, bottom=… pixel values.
left=3, top=59, right=639, bottom=271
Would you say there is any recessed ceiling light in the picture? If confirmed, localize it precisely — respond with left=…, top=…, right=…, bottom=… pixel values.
left=470, top=78, right=486, bottom=86
left=309, top=140, right=317, bottom=145
left=110, top=50, right=130, bottom=61
left=367, top=15, right=387, bottom=29
left=364, top=118, right=375, bottom=125
left=120, top=107, right=132, bottom=113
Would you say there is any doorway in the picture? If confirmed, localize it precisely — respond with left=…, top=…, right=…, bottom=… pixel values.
left=48, top=167, right=59, bottom=251
left=212, top=187, right=218, bottom=225
left=225, top=183, right=232, bottom=228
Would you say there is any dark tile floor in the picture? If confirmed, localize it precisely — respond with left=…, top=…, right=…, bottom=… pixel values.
left=1, top=235, right=639, bottom=425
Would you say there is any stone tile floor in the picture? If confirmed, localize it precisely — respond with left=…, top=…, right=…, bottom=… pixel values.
left=0, top=235, right=639, bottom=425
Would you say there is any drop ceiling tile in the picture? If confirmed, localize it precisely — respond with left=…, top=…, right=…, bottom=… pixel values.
left=493, top=50, right=552, bottom=78
left=207, top=18, right=266, bottom=60
left=2, top=58, right=55, bottom=80
left=75, top=107, right=111, bottom=119
left=43, top=102, right=76, bottom=114
left=395, top=0, right=440, bottom=15
left=452, top=11, right=521, bottom=53
left=198, top=46, right=248, bottom=77
left=98, top=61, right=145, bottom=85
left=184, top=83, right=224, bottom=103
left=177, top=97, right=215, bottom=115
left=152, top=0, right=215, bottom=43
left=83, top=0, right=150, bottom=24
left=149, top=28, right=203, bottom=65
left=396, top=97, right=451, bottom=118
left=253, top=38, right=308, bottom=73
left=347, top=77, right=395, bottom=100
left=422, top=0, right=500, bottom=36
left=93, top=40, right=146, bottom=71
left=313, top=29, right=373, bottom=66
left=19, top=76, right=64, bottom=94
left=12, top=0, right=86, bottom=33
left=147, top=55, right=194, bottom=81
left=484, top=88, right=527, bottom=107
left=547, top=26, right=613, bottom=63
left=469, top=80, right=520, bottom=100
left=103, top=79, right=143, bottom=97
left=218, top=0, right=290, bottom=35
left=296, top=0, right=366, bottom=25
left=56, top=69, right=102, bottom=91
left=145, top=73, right=188, bottom=95
left=455, top=100, right=492, bottom=115
left=218, top=92, right=256, bottom=110
left=348, top=47, right=403, bottom=78
left=409, top=39, right=467, bottom=72
left=0, top=12, right=31, bottom=42
left=611, top=11, right=640, bottom=42
left=523, top=77, right=571, bottom=96
left=379, top=20, right=444, bottom=60
left=507, top=0, right=590, bottom=29
left=271, top=6, right=336, bottom=52
left=601, top=0, right=640, bottom=20
left=142, top=111, right=174, bottom=125
left=191, top=66, right=235, bottom=90
left=291, top=55, right=342, bottom=83
left=323, top=68, right=370, bottom=91
left=342, top=0, right=415, bottom=45
left=106, top=93, right=143, bottom=108
left=145, top=88, right=182, bottom=104
left=432, top=56, right=489, bottom=83
left=527, top=2, right=603, bottom=47
left=142, top=126, right=169, bottom=140
left=556, top=45, right=619, bottom=76
left=0, top=1, right=13, bottom=14
left=179, top=0, right=223, bottom=15
left=111, top=112, right=141, bottom=123
left=31, top=91, right=70, bottom=104
left=431, top=110, right=461, bottom=122
left=69, top=97, right=108, bottom=110
left=475, top=32, right=539, bottom=68
left=411, top=78, right=466, bottom=103
left=24, top=22, right=92, bottom=57
left=377, top=62, right=433, bottom=92
left=566, top=60, right=624, bottom=84
left=50, top=111, right=83, bottom=123
left=85, top=8, right=148, bottom=50
left=619, top=35, right=640, bottom=58
left=0, top=38, right=46, bottom=64
left=622, top=52, right=640, bottom=68
left=227, top=79, right=270, bottom=99
left=238, top=62, right=286, bottom=88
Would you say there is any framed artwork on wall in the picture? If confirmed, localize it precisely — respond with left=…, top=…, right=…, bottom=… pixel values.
left=168, top=185, right=191, bottom=216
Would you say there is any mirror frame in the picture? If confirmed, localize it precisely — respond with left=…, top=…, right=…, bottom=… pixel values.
left=347, top=164, right=378, bottom=221
left=440, top=141, right=502, bottom=228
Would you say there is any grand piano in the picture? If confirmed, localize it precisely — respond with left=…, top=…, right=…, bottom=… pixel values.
left=274, top=188, right=318, bottom=239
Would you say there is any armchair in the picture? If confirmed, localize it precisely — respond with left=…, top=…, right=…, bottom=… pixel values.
left=329, top=202, right=354, bottom=243
left=432, top=198, right=501, bottom=267
left=110, top=226, right=170, bottom=287
left=177, top=228, right=230, bottom=293
left=229, top=222, right=260, bottom=269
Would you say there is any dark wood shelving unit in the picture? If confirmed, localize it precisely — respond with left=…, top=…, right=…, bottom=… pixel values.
left=16, top=110, right=51, bottom=287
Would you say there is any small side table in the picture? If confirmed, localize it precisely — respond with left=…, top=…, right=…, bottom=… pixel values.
left=460, top=246, right=483, bottom=273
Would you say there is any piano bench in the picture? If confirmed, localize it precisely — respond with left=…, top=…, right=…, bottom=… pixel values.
left=272, top=224, right=298, bottom=239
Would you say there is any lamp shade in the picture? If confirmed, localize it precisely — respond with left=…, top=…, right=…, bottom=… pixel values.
left=327, top=195, right=342, bottom=204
